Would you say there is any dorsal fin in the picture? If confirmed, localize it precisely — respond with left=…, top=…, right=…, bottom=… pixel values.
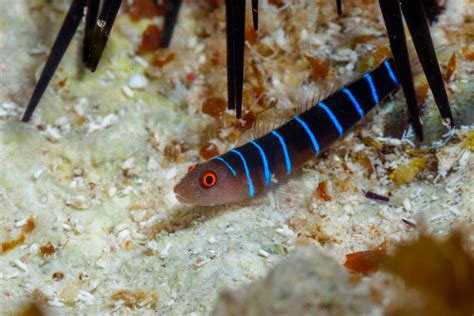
left=237, top=81, right=341, bottom=146
left=295, top=81, right=340, bottom=113
left=253, top=107, right=295, bottom=138
left=236, top=107, right=295, bottom=146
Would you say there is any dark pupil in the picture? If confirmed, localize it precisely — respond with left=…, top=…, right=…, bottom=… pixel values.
left=205, top=176, right=213, bottom=185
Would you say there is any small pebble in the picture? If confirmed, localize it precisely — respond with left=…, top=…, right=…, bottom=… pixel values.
left=108, top=187, right=117, bottom=197
left=160, top=243, right=171, bottom=258
left=122, top=158, right=135, bottom=170
left=187, top=36, right=198, bottom=48
left=118, top=229, right=130, bottom=239
left=95, top=259, right=107, bottom=269
left=29, top=243, right=39, bottom=253
left=121, top=85, right=134, bottom=98
left=48, top=299, right=65, bottom=307
left=258, top=249, right=269, bottom=258
left=33, top=169, right=44, bottom=180
left=403, top=198, right=412, bottom=211
left=14, top=218, right=29, bottom=228
left=105, top=70, right=116, bottom=80
left=129, top=73, right=149, bottom=89
left=133, top=55, right=148, bottom=67
left=62, top=223, right=72, bottom=231
left=5, top=271, right=19, bottom=279
left=147, top=157, right=159, bottom=171
left=14, top=259, right=28, bottom=272
left=73, top=168, right=83, bottom=176
left=165, top=167, right=177, bottom=180
left=459, top=151, right=470, bottom=167
left=45, top=126, right=62, bottom=142
left=115, top=223, right=128, bottom=233
left=67, top=195, right=88, bottom=210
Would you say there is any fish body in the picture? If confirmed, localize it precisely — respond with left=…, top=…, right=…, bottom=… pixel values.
left=174, top=59, right=399, bottom=206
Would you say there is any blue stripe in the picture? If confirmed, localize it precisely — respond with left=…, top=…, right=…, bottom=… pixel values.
left=294, top=116, right=320, bottom=154
left=250, top=141, right=271, bottom=185
left=214, top=156, right=237, bottom=176
left=364, top=73, right=379, bottom=104
left=272, top=131, right=292, bottom=175
left=318, top=102, right=343, bottom=136
left=342, top=88, right=364, bottom=118
left=229, top=149, right=255, bottom=197
left=384, top=61, right=398, bottom=85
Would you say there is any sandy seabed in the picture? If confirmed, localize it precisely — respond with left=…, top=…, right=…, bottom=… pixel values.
left=0, top=0, right=473, bottom=314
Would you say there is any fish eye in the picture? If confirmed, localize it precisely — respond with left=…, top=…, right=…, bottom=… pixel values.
left=201, top=171, right=217, bottom=188
left=188, top=164, right=197, bottom=173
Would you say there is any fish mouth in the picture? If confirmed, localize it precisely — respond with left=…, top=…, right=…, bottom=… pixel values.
left=175, top=192, right=192, bottom=204
left=174, top=187, right=217, bottom=206
left=173, top=185, right=193, bottom=204
left=173, top=184, right=221, bottom=206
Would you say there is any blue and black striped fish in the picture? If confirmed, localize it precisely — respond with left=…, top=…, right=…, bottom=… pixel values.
left=174, top=58, right=399, bottom=205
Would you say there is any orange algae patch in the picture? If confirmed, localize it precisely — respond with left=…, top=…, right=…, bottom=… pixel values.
left=39, top=242, right=56, bottom=256
left=384, top=230, right=474, bottom=316
left=22, top=217, right=35, bottom=233
left=202, top=97, right=227, bottom=118
left=315, top=181, right=332, bottom=201
left=246, top=27, right=258, bottom=45
left=359, top=46, right=391, bottom=71
left=350, top=34, right=377, bottom=48
left=31, top=288, right=51, bottom=303
left=462, top=46, right=474, bottom=61
left=1, top=217, right=35, bottom=254
left=268, top=0, right=285, bottom=7
left=127, top=0, right=162, bottom=20
left=199, top=142, right=220, bottom=160
left=444, top=52, right=457, bottom=82
left=151, top=51, right=176, bottom=68
left=233, top=111, right=256, bottom=132
left=305, top=56, right=330, bottom=81
left=416, top=81, right=430, bottom=105
left=111, top=289, right=159, bottom=309
left=56, top=77, right=68, bottom=88
left=15, top=303, right=45, bottom=316
left=137, top=25, right=161, bottom=55
left=1, top=235, right=27, bottom=253
left=210, top=51, right=222, bottom=66
left=371, top=46, right=392, bottom=65
left=163, top=142, right=187, bottom=162
left=253, top=86, right=265, bottom=99
left=344, top=250, right=388, bottom=274
left=124, top=240, right=133, bottom=250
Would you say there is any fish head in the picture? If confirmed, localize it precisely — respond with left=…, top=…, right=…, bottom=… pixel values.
left=174, top=159, right=249, bottom=206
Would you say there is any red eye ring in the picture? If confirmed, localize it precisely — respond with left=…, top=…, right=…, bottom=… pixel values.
left=201, top=171, right=217, bottom=188
left=188, top=164, right=197, bottom=173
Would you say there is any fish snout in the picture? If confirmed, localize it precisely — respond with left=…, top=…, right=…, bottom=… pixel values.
left=173, top=182, right=192, bottom=204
